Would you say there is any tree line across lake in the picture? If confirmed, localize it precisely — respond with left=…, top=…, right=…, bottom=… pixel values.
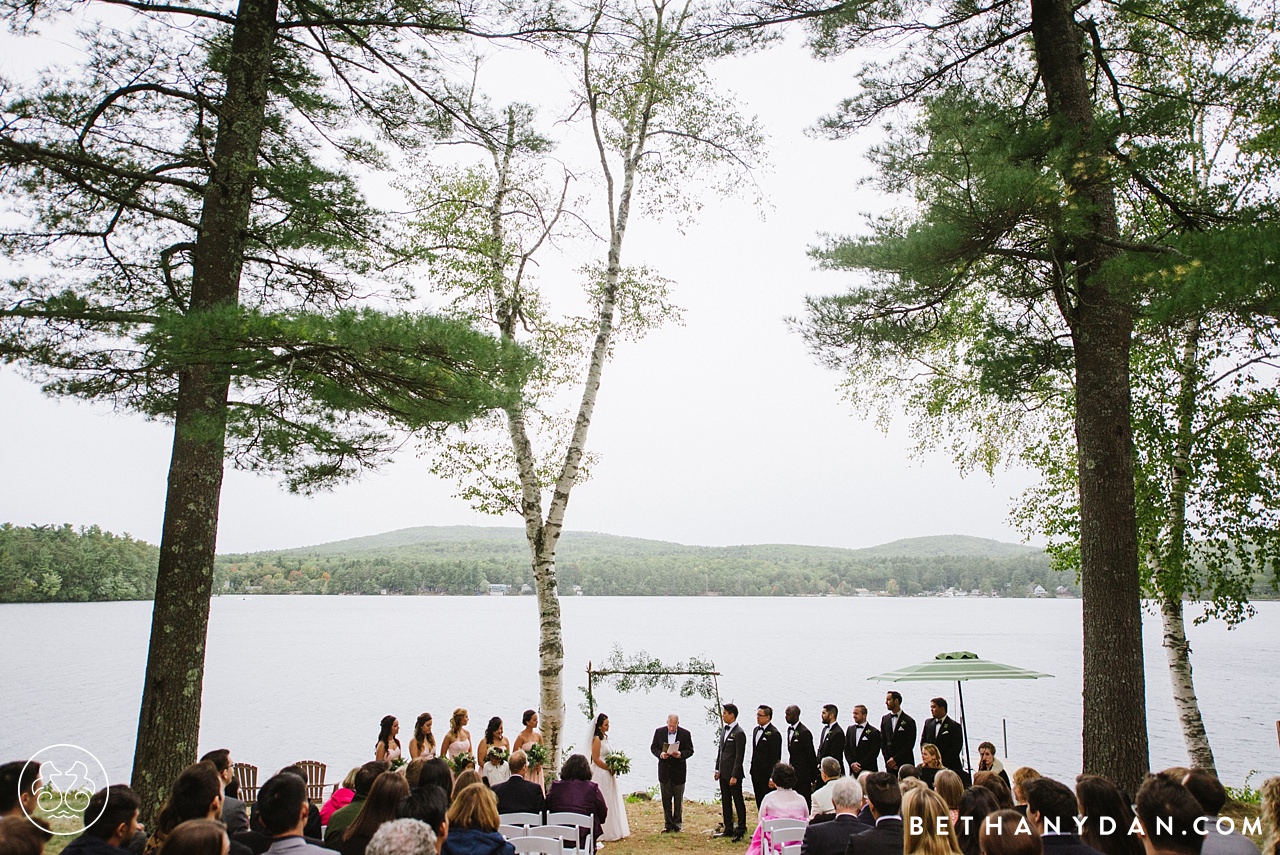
left=0, top=521, right=1134, bottom=602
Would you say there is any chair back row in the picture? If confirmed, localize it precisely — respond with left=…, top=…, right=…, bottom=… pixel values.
left=230, top=761, right=329, bottom=806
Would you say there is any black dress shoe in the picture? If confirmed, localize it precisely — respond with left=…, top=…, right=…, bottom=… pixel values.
left=732, top=833, right=745, bottom=842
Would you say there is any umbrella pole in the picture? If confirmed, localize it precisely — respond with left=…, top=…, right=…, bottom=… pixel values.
left=957, top=680, right=971, bottom=775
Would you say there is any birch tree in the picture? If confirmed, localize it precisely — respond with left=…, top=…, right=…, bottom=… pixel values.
left=416, top=0, right=764, bottom=773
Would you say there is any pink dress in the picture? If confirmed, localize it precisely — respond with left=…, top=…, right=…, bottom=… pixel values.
left=745, top=789, right=809, bottom=855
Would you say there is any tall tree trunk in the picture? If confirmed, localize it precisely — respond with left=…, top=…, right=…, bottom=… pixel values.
left=1029, top=0, right=1149, bottom=794
left=1160, top=318, right=1217, bottom=772
left=130, top=0, right=278, bottom=822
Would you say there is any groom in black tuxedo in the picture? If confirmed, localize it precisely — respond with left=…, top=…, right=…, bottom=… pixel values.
left=650, top=714, right=694, bottom=833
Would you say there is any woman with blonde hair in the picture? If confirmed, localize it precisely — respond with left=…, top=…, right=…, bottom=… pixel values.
left=441, top=709, right=473, bottom=770
left=450, top=769, right=483, bottom=802
left=902, top=786, right=961, bottom=855
left=917, top=744, right=944, bottom=789
left=1261, top=776, right=1280, bottom=855
left=934, top=770, right=963, bottom=823
left=440, top=783, right=514, bottom=855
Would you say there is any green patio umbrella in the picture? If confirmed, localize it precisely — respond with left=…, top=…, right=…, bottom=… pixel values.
left=868, top=651, right=1053, bottom=774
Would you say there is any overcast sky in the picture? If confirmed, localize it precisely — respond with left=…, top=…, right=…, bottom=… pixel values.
left=0, top=27, right=1043, bottom=554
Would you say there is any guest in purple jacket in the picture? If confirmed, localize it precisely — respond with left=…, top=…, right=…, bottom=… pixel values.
left=545, top=755, right=607, bottom=846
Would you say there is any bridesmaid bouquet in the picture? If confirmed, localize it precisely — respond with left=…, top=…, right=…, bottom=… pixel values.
left=525, top=743, right=549, bottom=769
left=449, top=752, right=475, bottom=774
left=603, top=751, right=631, bottom=775
left=389, top=757, right=407, bottom=772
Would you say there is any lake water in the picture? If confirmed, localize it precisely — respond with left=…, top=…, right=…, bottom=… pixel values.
left=1, top=596, right=1275, bottom=799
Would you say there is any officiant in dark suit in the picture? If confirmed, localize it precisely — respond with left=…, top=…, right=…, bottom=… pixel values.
left=651, top=714, right=695, bottom=833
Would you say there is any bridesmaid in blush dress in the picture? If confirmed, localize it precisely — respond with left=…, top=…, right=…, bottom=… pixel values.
left=511, top=710, right=544, bottom=788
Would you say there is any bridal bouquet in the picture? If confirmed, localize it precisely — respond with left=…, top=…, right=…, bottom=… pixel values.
left=449, top=752, right=475, bottom=774
left=525, top=743, right=549, bottom=769
left=603, top=751, right=631, bottom=775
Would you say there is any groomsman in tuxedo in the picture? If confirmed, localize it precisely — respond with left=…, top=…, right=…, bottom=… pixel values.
left=715, top=703, right=748, bottom=842
left=920, top=697, right=966, bottom=782
left=844, top=704, right=881, bottom=775
left=749, top=705, right=783, bottom=810
left=784, top=705, right=818, bottom=808
left=880, top=691, right=916, bottom=773
left=651, top=713, right=694, bottom=833
left=816, top=704, right=846, bottom=775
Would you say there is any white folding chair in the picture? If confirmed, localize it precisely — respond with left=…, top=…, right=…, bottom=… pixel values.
left=512, top=837, right=563, bottom=855
left=500, top=825, right=528, bottom=840
left=762, top=818, right=807, bottom=854
left=770, top=825, right=806, bottom=855
left=545, top=812, right=593, bottom=854
left=530, top=824, right=581, bottom=854
left=501, top=811, right=545, bottom=827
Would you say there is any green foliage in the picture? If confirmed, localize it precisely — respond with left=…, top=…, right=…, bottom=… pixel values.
left=1225, top=770, right=1263, bottom=806
left=0, top=523, right=159, bottom=603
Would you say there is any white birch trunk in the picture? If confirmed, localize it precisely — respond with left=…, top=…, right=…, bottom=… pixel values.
left=1159, top=318, right=1217, bottom=773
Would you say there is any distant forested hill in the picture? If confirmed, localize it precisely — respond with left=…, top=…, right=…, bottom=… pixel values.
left=0, top=523, right=158, bottom=601
left=212, top=526, right=1073, bottom=597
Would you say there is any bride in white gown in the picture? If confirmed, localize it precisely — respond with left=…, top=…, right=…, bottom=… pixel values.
left=588, top=713, right=630, bottom=842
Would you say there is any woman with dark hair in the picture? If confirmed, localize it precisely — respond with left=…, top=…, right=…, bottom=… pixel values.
left=587, top=714, right=629, bottom=841
left=511, top=710, right=544, bottom=788
left=321, top=768, right=361, bottom=826
left=1075, top=775, right=1143, bottom=855
left=980, top=809, right=1041, bottom=855
left=440, top=783, right=513, bottom=855
left=956, top=786, right=1001, bottom=855
left=146, top=763, right=226, bottom=855
left=975, top=744, right=1010, bottom=788
left=410, top=713, right=437, bottom=761
left=375, top=716, right=401, bottom=764
left=415, top=759, right=454, bottom=797
left=340, top=773, right=410, bottom=855
left=744, top=763, right=808, bottom=855
left=546, top=755, right=608, bottom=847
left=159, top=820, right=229, bottom=855
left=476, top=718, right=510, bottom=787
left=441, top=710, right=473, bottom=770
left=935, top=770, right=964, bottom=823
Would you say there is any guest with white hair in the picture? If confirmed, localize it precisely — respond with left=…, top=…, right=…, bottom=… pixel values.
left=800, top=776, right=871, bottom=855
left=366, top=820, right=439, bottom=855
left=809, top=758, right=844, bottom=821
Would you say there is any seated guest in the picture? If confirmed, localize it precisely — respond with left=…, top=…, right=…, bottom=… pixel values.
left=326, top=764, right=389, bottom=844
left=199, top=750, right=249, bottom=835
left=957, top=787, right=1001, bottom=855
left=366, top=820, right=437, bottom=855
left=0, top=762, right=41, bottom=820
left=159, top=820, right=228, bottom=855
left=1183, top=770, right=1260, bottom=855
left=975, top=746, right=1010, bottom=790
left=899, top=766, right=919, bottom=783
left=396, top=788, right=448, bottom=847
left=64, top=786, right=142, bottom=855
left=858, top=772, right=875, bottom=825
left=1135, top=775, right=1205, bottom=855
left=811, top=758, right=844, bottom=821
left=0, top=815, right=53, bottom=855
left=1011, top=770, right=1041, bottom=815
left=846, top=772, right=904, bottom=855
left=1074, top=776, right=1142, bottom=855
left=413, top=762, right=453, bottom=799
left=256, top=774, right=330, bottom=855
left=335, top=773, right=411, bottom=855
left=322, top=770, right=361, bottom=826
left=976, top=775, right=1014, bottom=812
left=903, top=787, right=960, bottom=855
left=490, top=751, right=544, bottom=816
left=745, top=763, right=807, bottom=855
left=980, top=810, right=1041, bottom=855
left=440, top=785, right=512, bottom=855
left=917, top=746, right=943, bottom=789
left=146, top=762, right=251, bottom=855
left=934, top=772, right=963, bottom=824
left=545, top=755, right=607, bottom=847
left=800, top=776, right=869, bottom=855
left=449, top=773, right=482, bottom=804
left=1024, top=779, right=1103, bottom=855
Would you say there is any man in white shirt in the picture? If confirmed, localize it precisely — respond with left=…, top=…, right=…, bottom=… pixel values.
left=810, top=758, right=844, bottom=820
